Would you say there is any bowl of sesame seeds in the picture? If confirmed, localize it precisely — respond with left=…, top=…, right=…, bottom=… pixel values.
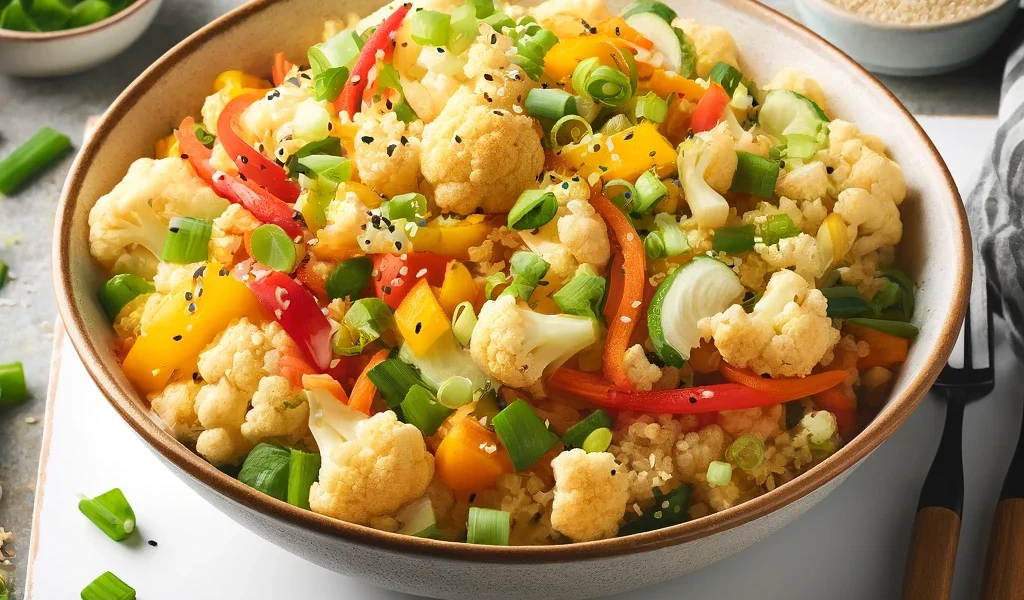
left=795, top=0, right=1020, bottom=76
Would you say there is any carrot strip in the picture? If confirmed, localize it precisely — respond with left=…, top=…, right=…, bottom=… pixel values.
left=302, top=373, right=349, bottom=403
left=272, top=52, right=294, bottom=87
left=547, top=368, right=613, bottom=403
left=348, top=349, right=388, bottom=415
left=814, top=385, right=858, bottom=440
left=718, top=362, right=849, bottom=400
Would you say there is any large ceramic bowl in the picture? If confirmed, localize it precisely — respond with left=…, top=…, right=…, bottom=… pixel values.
left=53, top=0, right=970, bottom=597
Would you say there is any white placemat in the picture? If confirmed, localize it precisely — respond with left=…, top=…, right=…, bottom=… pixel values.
left=25, top=116, right=1020, bottom=600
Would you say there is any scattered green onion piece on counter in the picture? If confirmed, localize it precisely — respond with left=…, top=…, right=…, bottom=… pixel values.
left=552, top=264, right=606, bottom=322
left=314, top=66, right=349, bottom=102
left=410, top=9, right=451, bottom=46
left=500, top=251, right=550, bottom=302
left=437, top=375, right=475, bottom=409
left=0, top=261, right=6, bottom=290
left=757, top=213, right=800, bottom=246
left=400, top=384, right=453, bottom=435
left=447, top=2, right=478, bottom=54
left=620, top=0, right=677, bottom=22
left=249, top=224, right=297, bottom=272
left=549, top=114, right=592, bottom=150
left=396, top=496, right=440, bottom=538
left=618, top=483, right=691, bottom=535
left=286, top=449, right=321, bottom=510
left=706, top=460, right=733, bottom=486
left=77, top=488, right=136, bottom=542
left=707, top=61, right=745, bottom=96
left=602, top=179, right=637, bottom=210
left=711, top=224, right=756, bottom=253
left=728, top=436, right=765, bottom=471
left=80, top=571, right=135, bottom=600
left=193, top=123, right=216, bottom=148
left=28, top=0, right=71, bottom=31
left=451, top=301, right=478, bottom=347
left=0, top=362, right=27, bottom=406
left=161, top=217, right=211, bottom=264
left=68, top=0, right=111, bottom=28
left=730, top=151, right=779, bottom=197
left=508, top=189, right=558, bottom=230
left=308, top=29, right=364, bottom=74
left=466, top=507, right=510, bottom=545
left=572, top=57, right=633, bottom=108
left=582, top=427, right=613, bottom=453
left=385, top=192, right=427, bottom=222
left=525, top=88, right=576, bottom=121
left=492, top=399, right=560, bottom=472
left=238, top=443, right=291, bottom=501
left=599, top=113, right=632, bottom=136
left=562, top=409, right=613, bottom=449
left=326, top=256, right=373, bottom=300
left=632, top=170, right=667, bottom=215
left=368, top=358, right=424, bottom=408
left=97, top=273, right=155, bottom=321
left=468, top=0, right=497, bottom=18
left=846, top=318, right=920, bottom=338
left=0, top=127, right=71, bottom=195
left=482, top=11, right=514, bottom=32
left=634, top=91, right=668, bottom=123
left=0, top=0, right=40, bottom=32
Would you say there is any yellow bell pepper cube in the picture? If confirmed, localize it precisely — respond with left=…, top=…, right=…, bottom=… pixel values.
left=337, top=181, right=384, bottom=209
left=437, top=261, right=478, bottom=318
left=544, top=35, right=633, bottom=82
left=154, top=133, right=179, bottom=160
left=213, top=70, right=271, bottom=93
left=121, top=263, right=265, bottom=396
left=409, top=215, right=496, bottom=261
left=395, top=278, right=451, bottom=356
left=553, top=121, right=677, bottom=183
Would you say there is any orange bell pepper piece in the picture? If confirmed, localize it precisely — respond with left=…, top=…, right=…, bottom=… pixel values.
left=437, top=260, right=478, bottom=318
left=394, top=278, right=451, bottom=356
left=348, top=348, right=389, bottom=415
left=543, top=35, right=635, bottom=82
left=435, top=418, right=513, bottom=493
left=644, top=69, right=707, bottom=102
left=845, top=322, right=910, bottom=369
left=718, top=362, right=850, bottom=401
left=553, top=121, right=676, bottom=183
left=596, top=17, right=654, bottom=50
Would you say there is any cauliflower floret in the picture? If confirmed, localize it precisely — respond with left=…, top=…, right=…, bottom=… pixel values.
left=698, top=123, right=739, bottom=194
left=837, top=249, right=891, bottom=298
left=201, top=87, right=233, bottom=133
left=240, top=375, right=308, bottom=444
left=718, top=405, right=782, bottom=440
left=531, top=0, right=611, bottom=24
left=316, top=191, right=412, bottom=258
left=239, top=86, right=325, bottom=163
left=678, top=136, right=730, bottom=229
left=421, top=89, right=545, bottom=215
left=833, top=188, right=902, bottom=257
left=113, top=293, right=153, bottom=341
left=699, top=269, right=841, bottom=377
left=519, top=194, right=611, bottom=284
left=352, top=111, right=424, bottom=198
left=742, top=197, right=826, bottom=236
left=735, top=131, right=774, bottom=158
left=763, top=68, right=829, bottom=114
left=611, top=415, right=681, bottom=503
left=775, top=162, right=829, bottom=203
left=822, top=120, right=905, bottom=205
left=464, top=30, right=537, bottom=112
left=754, top=233, right=825, bottom=281
left=208, top=142, right=238, bottom=175
left=674, top=424, right=728, bottom=482
left=623, top=345, right=662, bottom=392
left=88, top=158, right=228, bottom=277
left=467, top=224, right=524, bottom=277
left=470, top=295, right=598, bottom=388
left=150, top=380, right=203, bottom=443
left=674, top=18, right=740, bottom=78
left=550, top=449, right=629, bottom=542
left=308, top=408, right=434, bottom=526
left=209, top=204, right=262, bottom=265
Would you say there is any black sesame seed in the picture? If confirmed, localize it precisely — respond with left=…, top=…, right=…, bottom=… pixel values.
left=286, top=76, right=300, bottom=86
left=484, top=73, right=493, bottom=81
left=238, top=173, right=248, bottom=181
left=454, top=135, right=462, bottom=143
left=148, top=540, right=158, bottom=547
left=624, top=131, right=634, bottom=141
left=649, top=150, right=658, bottom=157
left=361, top=136, right=374, bottom=143
left=327, top=122, right=334, bottom=131
left=493, top=110, right=502, bottom=116
left=561, top=182, right=569, bottom=189
left=592, top=144, right=601, bottom=152
left=219, top=268, right=229, bottom=276
left=173, top=335, right=183, bottom=341
left=415, top=322, right=422, bottom=334
left=599, top=165, right=608, bottom=172
left=490, top=34, right=497, bottom=44
left=300, top=73, right=312, bottom=79
left=395, top=241, right=403, bottom=250
left=169, top=226, right=180, bottom=234
left=383, top=285, right=392, bottom=294
left=611, top=469, right=616, bottom=476
left=469, top=493, right=477, bottom=502
left=184, top=291, right=193, bottom=301
left=400, top=136, right=409, bottom=145
left=365, top=239, right=371, bottom=245
left=193, top=266, right=206, bottom=278
left=436, top=47, right=445, bottom=53
left=688, top=396, right=697, bottom=404
left=240, top=155, right=249, bottom=164
left=387, top=143, right=397, bottom=157
left=188, top=302, right=197, bottom=313
left=826, top=166, right=835, bottom=174
left=179, top=153, right=189, bottom=160
left=541, top=82, right=549, bottom=89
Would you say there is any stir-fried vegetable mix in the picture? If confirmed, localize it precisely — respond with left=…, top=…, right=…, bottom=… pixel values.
left=87, top=0, right=915, bottom=545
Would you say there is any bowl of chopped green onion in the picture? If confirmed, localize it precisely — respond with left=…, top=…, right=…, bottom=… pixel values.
left=0, top=0, right=162, bottom=76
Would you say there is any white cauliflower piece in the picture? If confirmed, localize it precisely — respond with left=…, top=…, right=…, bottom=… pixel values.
left=550, top=449, right=629, bottom=542
left=470, top=295, right=598, bottom=388
left=833, top=188, right=902, bottom=257
left=317, top=191, right=412, bottom=256
left=623, top=344, right=662, bottom=392
left=699, top=269, right=840, bottom=377
left=209, top=204, right=261, bottom=265
left=763, top=68, right=829, bottom=114
left=201, top=87, right=233, bottom=133
left=519, top=188, right=611, bottom=284
left=775, top=162, right=829, bottom=203
left=698, top=122, right=739, bottom=194
left=754, top=233, right=825, bottom=281
left=531, top=0, right=611, bottom=24
left=678, top=136, right=730, bottom=229
left=239, top=86, right=326, bottom=162
left=150, top=380, right=203, bottom=443
left=88, top=158, right=228, bottom=277
left=352, top=111, right=424, bottom=198
left=240, top=375, right=309, bottom=444
left=674, top=18, right=740, bottom=78
left=822, top=120, right=905, bottom=205
left=464, top=30, right=537, bottom=112
left=153, top=261, right=202, bottom=294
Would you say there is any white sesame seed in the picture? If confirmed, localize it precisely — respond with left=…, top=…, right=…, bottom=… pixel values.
left=620, top=316, right=631, bottom=323
left=416, top=268, right=428, bottom=278
left=631, top=300, right=642, bottom=309
left=626, top=233, right=635, bottom=242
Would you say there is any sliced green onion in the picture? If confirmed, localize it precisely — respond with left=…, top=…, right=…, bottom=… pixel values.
left=469, top=0, right=496, bottom=18
left=250, top=224, right=297, bottom=272
left=644, top=212, right=689, bottom=259
left=599, top=113, right=633, bottom=136
left=525, top=88, right=576, bottom=121
left=634, top=91, right=668, bottom=123
left=482, top=11, right=514, bottom=32
left=296, top=190, right=327, bottom=231
left=335, top=297, right=394, bottom=356
left=620, top=0, right=677, bottom=22
left=562, top=409, right=613, bottom=448
left=396, top=496, right=439, bottom=538
left=410, top=9, right=451, bottom=46
left=308, top=29, right=364, bottom=74
left=287, top=137, right=343, bottom=177
left=67, top=0, right=111, bottom=28
left=618, top=483, right=691, bottom=535
left=872, top=280, right=901, bottom=312
left=451, top=301, right=477, bottom=346
left=97, top=274, right=155, bottom=321
left=708, top=62, right=745, bottom=96
left=447, top=3, right=478, bottom=54
left=728, top=435, right=765, bottom=471
left=81, top=572, right=135, bottom=600
left=314, top=66, right=349, bottom=102
left=500, top=251, right=550, bottom=302
left=706, top=460, right=733, bottom=486
left=602, top=179, right=637, bottom=210
left=438, top=375, right=474, bottom=409
left=572, top=57, right=633, bottom=108
left=326, top=256, right=373, bottom=300
left=238, top=443, right=291, bottom=501
left=78, top=488, right=136, bottom=542
left=29, top=0, right=71, bottom=31
left=0, top=362, right=27, bottom=406
left=846, top=317, right=919, bottom=338
left=0, top=127, right=71, bottom=195
left=552, top=264, right=606, bottom=322
left=384, top=192, right=427, bottom=222
left=286, top=449, right=321, bottom=510
left=161, top=217, right=211, bottom=264
left=193, top=123, right=216, bottom=148
left=367, top=358, right=423, bottom=408
left=508, top=189, right=558, bottom=230
left=0, top=572, right=8, bottom=600
left=712, top=225, right=756, bottom=253
left=484, top=271, right=509, bottom=300
left=492, top=399, right=559, bottom=471
left=758, top=213, right=801, bottom=246
left=632, top=170, right=667, bottom=215
left=0, top=0, right=40, bottom=32
left=550, top=114, right=592, bottom=150
left=467, top=507, right=510, bottom=545
left=730, top=151, right=779, bottom=197
left=297, top=155, right=351, bottom=184
left=574, top=94, right=600, bottom=122
left=400, top=384, right=453, bottom=435
left=582, top=427, right=613, bottom=453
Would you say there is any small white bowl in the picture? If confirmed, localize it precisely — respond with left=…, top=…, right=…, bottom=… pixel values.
left=795, top=0, right=1020, bottom=76
left=0, top=0, right=162, bottom=77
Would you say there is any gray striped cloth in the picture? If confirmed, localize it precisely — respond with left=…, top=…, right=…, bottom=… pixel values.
left=967, top=34, right=1024, bottom=356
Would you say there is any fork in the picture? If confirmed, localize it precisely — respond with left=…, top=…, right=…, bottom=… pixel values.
left=902, top=268, right=994, bottom=600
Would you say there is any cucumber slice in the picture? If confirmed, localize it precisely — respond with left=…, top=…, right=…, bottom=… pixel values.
left=396, top=496, right=439, bottom=538
left=625, top=13, right=693, bottom=77
left=758, top=89, right=829, bottom=139
left=648, top=256, right=743, bottom=367
left=620, top=0, right=676, bottom=22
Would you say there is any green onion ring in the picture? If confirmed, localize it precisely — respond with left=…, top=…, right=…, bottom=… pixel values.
left=602, top=179, right=638, bottom=211
left=550, top=114, right=593, bottom=150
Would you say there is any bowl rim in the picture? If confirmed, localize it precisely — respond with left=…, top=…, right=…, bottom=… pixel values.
left=796, top=0, right=1018, bottom=32
left=53, top=0, right=970, bottom=563
left=0, top=0, right=158, bottom=41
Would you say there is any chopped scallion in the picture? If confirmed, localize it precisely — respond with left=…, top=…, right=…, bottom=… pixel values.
left=78, top=488, right=136, bottom=542
left=410, top=9, right=451, bottom=46
left=0, top=261, right=7, bottom=291
left=466, top=507, right=510, bottom=545
left=549, top=114, right=593, bottom=150
left=81, top=571, right=135, bottom=600
left=552, top=264, right=606, bottom=322
left=821, top=286, right=872, bottom=318
left=571, top=56, right=633, bottom=108
left=582, top=427, right=613, bottom=453
left=451, top=301, right=477, bottom=346
left=161, top=217, right=211, bottom=264
left=499, top=251, right=550, bottom=302
left=730, top=151, right=779, bottom=197
left=492, top=399, right=559, bottom=471
left=0, top=362, right=28, bottom=406
left=706, top=460, right=733, bottom=486
left=0, top=127, right=71, bottom=196
left=482, top=11, right=514, bottom=32
left=758, top=213, right=800, bottom=245
left=643, top=212, right=689, bottom=260
left=286, top=449, right=321, bottom=510
left=400, top=384, right=453, bottom=435
left=707, top=61, right=745, bottom=96
left=367, top=358, right=423, bottom=408
left=437, top=375, right=474, bottom=409
left=447, top=3, right=478, bottom=54
left=326, top=256, right=372, bottom=300
left=634, top=91, right=668, bottom=123
left=632, top=170, right=667, bottom=215
left=238, top=443, right=291, bottom=501
left=508, top=189, right=558, bottom=230
left=249, top=224, right=297, bottom=273
left=603, top=179, right=637, bottom=211
left=384, top=192, right=427, bottom=222
left=728, top=435, right=765, bottom=471
left=562, top=409, right=613, bottom=449
left=618, top=483, right=690, bottom=535
left=308, top=29, right=364, bottom=74
left=97, top=274, right=154, bottom=321
left=712, top=224, right=756, bottom=253
left=396, top=496, right=440, bottom=538
left=468, top=0, right=496, bottom=18
left=525, top=88, right=576, bottom=121
left=334, top=297, right=393, bottom=356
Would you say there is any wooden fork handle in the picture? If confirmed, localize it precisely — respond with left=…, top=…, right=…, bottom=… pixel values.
left=902, top=507, right=961, bottom=600
left=982, top=499, right=1024, bottom=600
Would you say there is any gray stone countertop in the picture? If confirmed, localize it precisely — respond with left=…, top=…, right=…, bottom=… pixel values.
left=0, top=0, right=1020, bottom=597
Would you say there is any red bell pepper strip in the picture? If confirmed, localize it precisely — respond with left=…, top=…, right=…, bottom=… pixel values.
left=690, top=82, right=730, bottom=133
left=548, top=368, right=613, bottom=403
left=247, top=270, right=333, bottom=371
left=176, top=117, right=303, bottom=238
left=718, top=362, right=850, bottom=399
left=605, top=384, right=787, bottom=414
left=272, top=52, right=294, bottom=87
left=372, top=252, right=449, bottom=310
left=217, top=91, right=300, bottom=203
left=590, top=189, right=646, bottom=390
left=335, top=2, right=412, bottom=118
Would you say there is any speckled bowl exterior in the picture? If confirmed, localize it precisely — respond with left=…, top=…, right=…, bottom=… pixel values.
left=52, top=0, right=970, bottom=598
